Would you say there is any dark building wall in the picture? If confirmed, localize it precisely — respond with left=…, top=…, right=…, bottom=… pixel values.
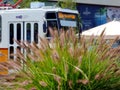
left=77, top=4, right=120, bottom=31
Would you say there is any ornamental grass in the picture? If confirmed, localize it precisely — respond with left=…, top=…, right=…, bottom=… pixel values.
left=8, top=28, right=120, bottom=90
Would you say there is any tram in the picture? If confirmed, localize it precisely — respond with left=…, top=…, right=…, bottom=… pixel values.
left=0, top=1, right=79, bottom=75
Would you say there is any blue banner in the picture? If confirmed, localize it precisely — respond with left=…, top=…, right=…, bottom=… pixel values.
left=77, top=4, right=107, bottom=31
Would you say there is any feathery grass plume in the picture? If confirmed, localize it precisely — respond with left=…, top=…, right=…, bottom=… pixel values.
left=0, top=64, right=8, bottom=71
left=39, top=81, right=47, bottom=87
left=68, top=80, right=73, bottom=89
left=6, top=28, right=120, bottom=90
left=76, top=79, right=89, bottom=85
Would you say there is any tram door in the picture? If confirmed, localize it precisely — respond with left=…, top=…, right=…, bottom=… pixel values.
left=9, top=22, right=39, bottom=60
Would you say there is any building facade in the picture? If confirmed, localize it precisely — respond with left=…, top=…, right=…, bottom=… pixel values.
left=50, top=0, right=120, bottom=30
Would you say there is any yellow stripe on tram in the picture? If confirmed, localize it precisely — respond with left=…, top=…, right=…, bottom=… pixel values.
left=0, top=48, right=8, bottom=75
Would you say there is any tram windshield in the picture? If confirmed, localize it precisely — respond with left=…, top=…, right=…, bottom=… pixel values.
left=45, top=11, right=79, bottom=38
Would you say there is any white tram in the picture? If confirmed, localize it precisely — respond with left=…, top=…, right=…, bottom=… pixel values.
left=0, top=6, right=79, bottom=74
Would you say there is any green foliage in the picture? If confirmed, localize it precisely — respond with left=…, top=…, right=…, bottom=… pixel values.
left=11, top=28, right=120, bottom=90
left=57, top=0, right=76, bottom=10
left=13, top=0, right=76, bottom=9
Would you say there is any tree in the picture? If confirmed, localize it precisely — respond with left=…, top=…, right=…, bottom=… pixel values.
left=13, top=0, right=76, bottom=9
left=57, top=0, right=76, bottom=10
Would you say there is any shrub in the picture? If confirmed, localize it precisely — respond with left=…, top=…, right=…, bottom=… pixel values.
left=10, top=28, right=120, bottom=90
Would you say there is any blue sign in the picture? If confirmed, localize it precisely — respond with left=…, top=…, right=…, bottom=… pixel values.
left=16, top=15, right=22, bottom=19
left=77, top=4, right=107, bottom=31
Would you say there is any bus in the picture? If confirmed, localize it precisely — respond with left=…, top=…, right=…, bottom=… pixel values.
left=0, top=6, right=79, bottom=74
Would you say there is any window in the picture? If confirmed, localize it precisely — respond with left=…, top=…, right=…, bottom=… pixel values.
left=46, top=20, right=58, bottom=37
left=10, top=46, right=14, bottom=59
left=26, top=23, right=31, bottom=43
left=45, top=12, right=58, bottom=38
left=47, top=20, right=58, bottom=28
left=0, top=16, right=1, bottom=42
left=34, top=23, right=38, bottom=44
left=46, top=12, right=56, bottom=19
left=9, top=24, right=14, bottom=44
left=17, top=23, right=21, bottom=42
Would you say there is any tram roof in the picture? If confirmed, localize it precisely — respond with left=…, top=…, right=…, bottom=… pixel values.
left=0, top=6, right=78, bottom=14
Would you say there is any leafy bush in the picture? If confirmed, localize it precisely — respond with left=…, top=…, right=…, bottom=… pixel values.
left=11, top=28, right=120, bottom=90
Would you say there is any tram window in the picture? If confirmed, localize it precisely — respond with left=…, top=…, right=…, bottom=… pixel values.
left=0, top=16, right=1, bottom=42
left=10, top=46, right=14, bottom=59
left=9, top=24, right=14, bottom=44
left=61, top=26, right=69, bottom=31
left=17, top=46, right=21, bottom=51
left=16, top=46, right=21, bottom=60
left=17, top=23, right=21, bottom=42
left=26, top=23, right=31, bottom=43
left=46, top=20, right=58, bottom=37
left=46, top=12, right=56, bottom=19
left=34, top=23, right=38, bottom=44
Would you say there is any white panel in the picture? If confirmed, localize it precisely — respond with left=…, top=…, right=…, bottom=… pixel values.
left=60, top=20, right=76, bottom=27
